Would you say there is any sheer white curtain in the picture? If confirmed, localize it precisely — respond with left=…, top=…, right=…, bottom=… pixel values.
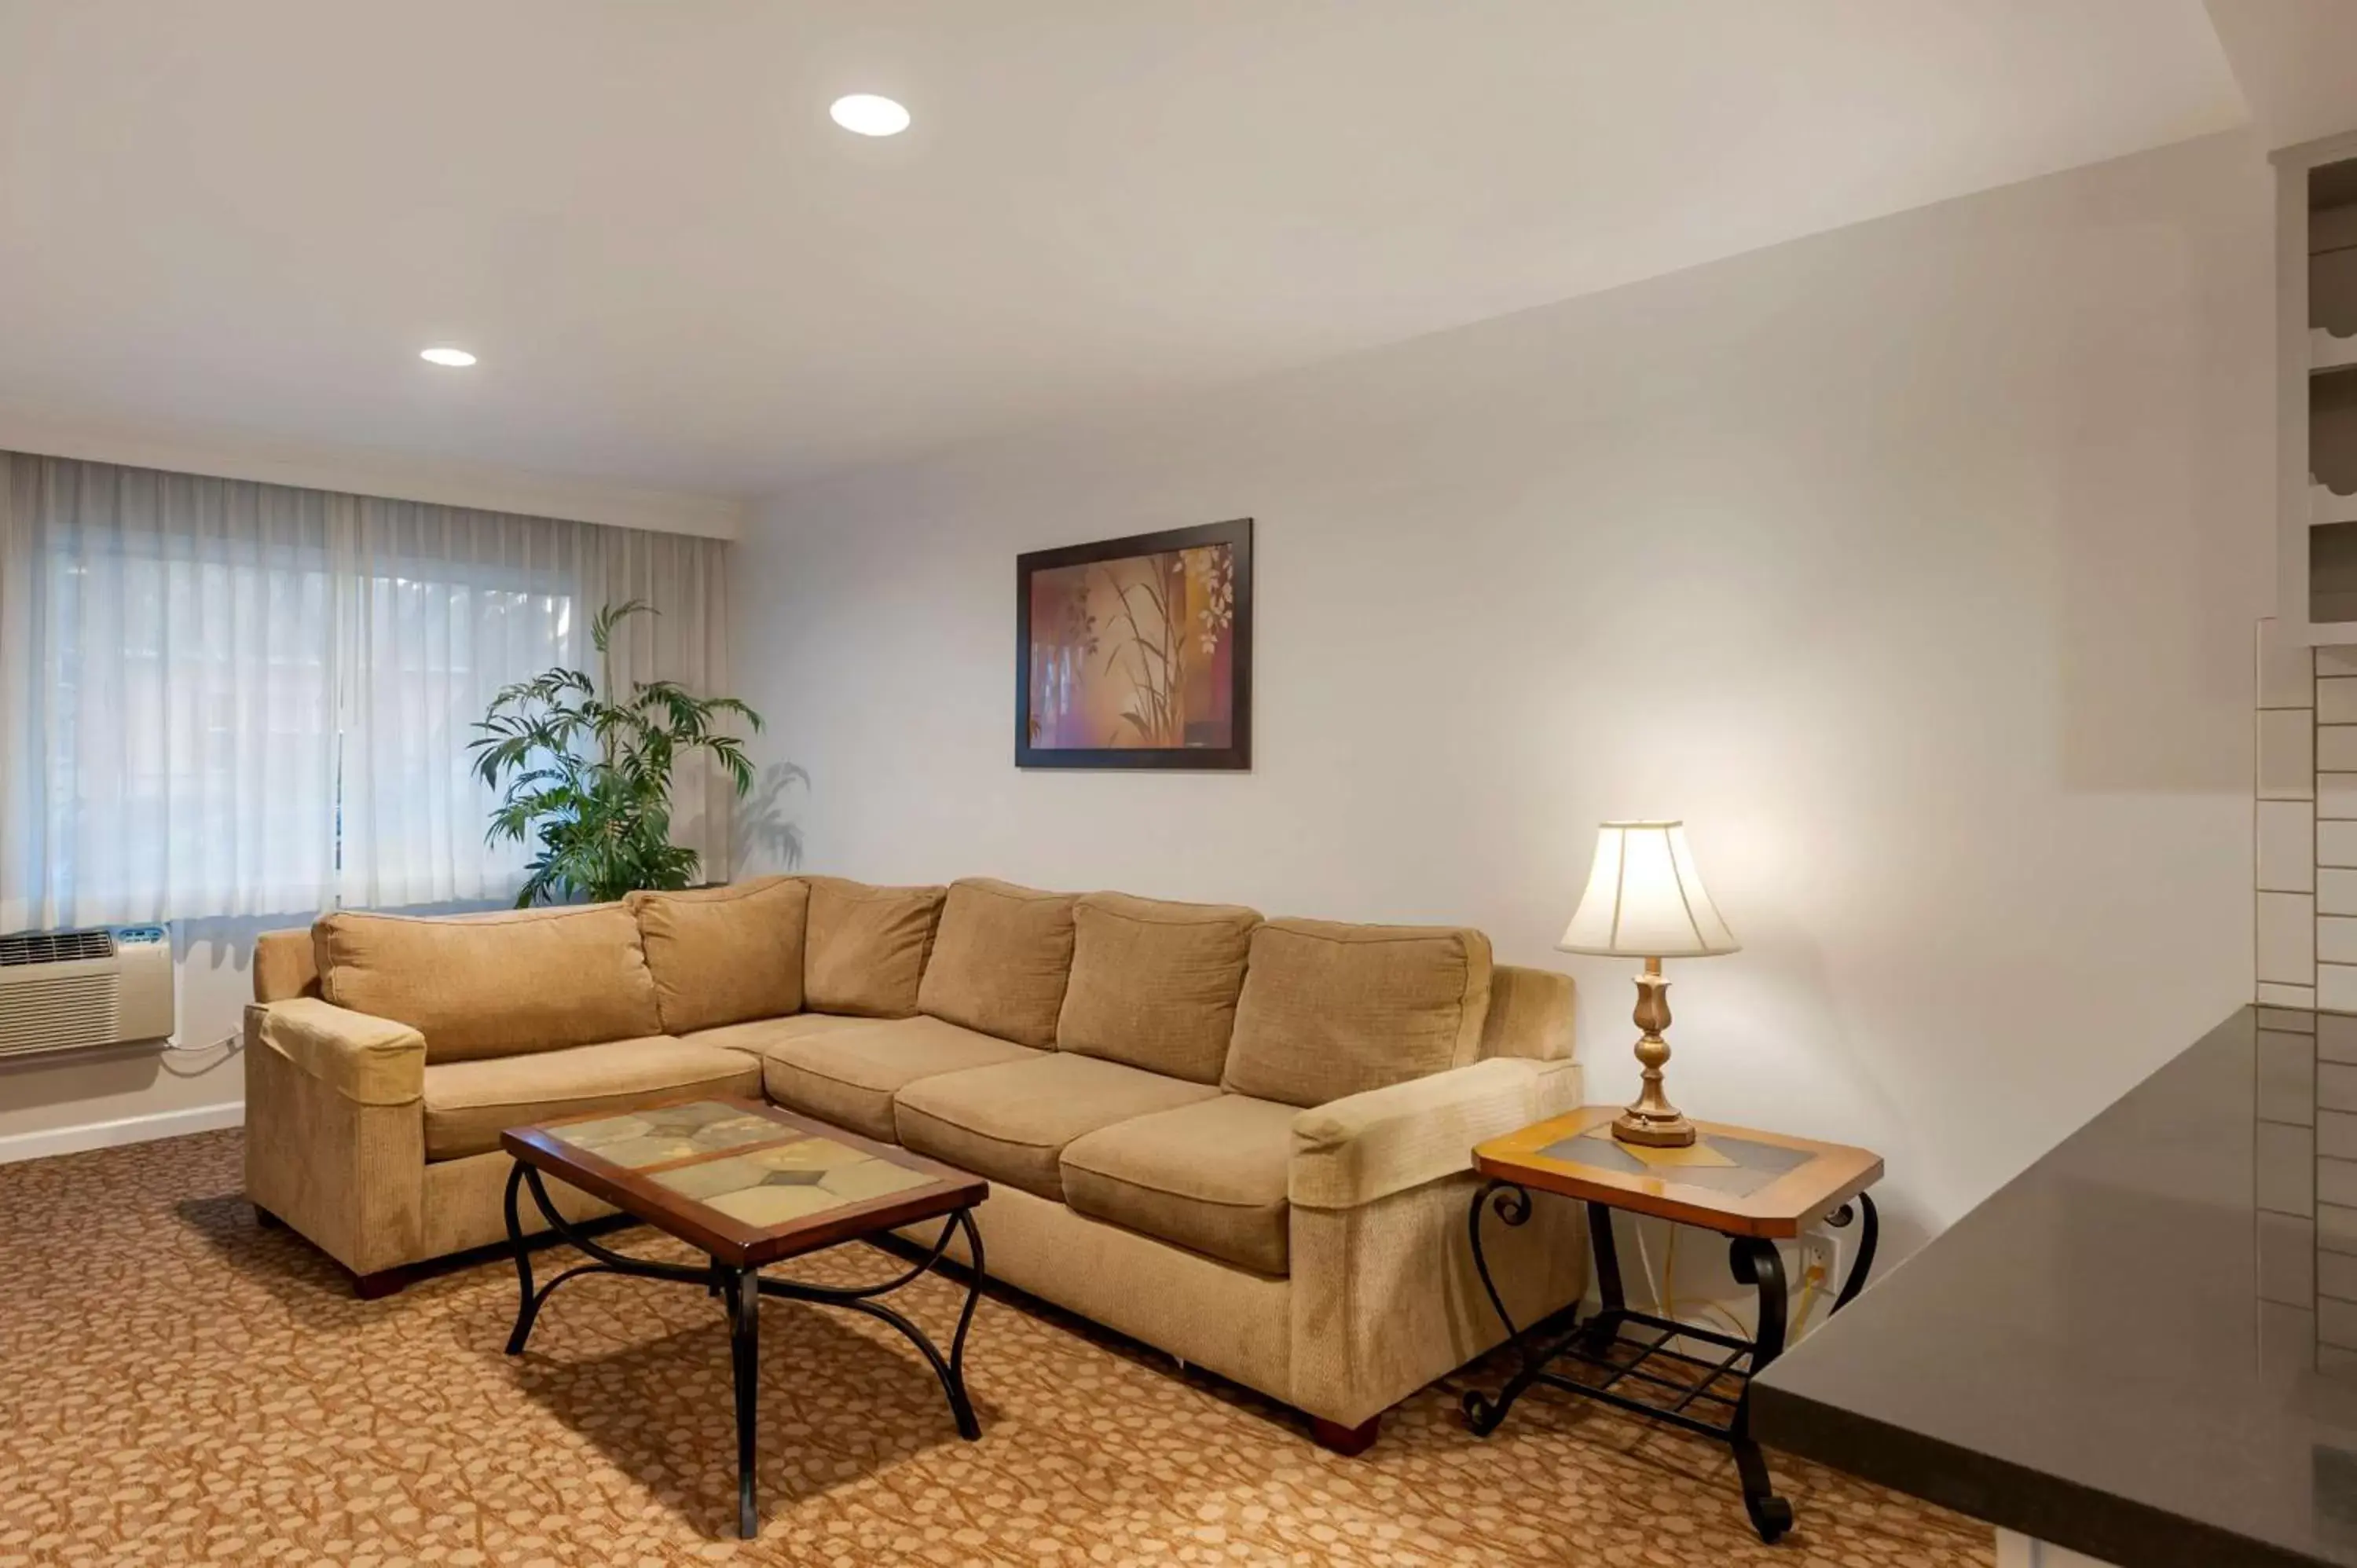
left=334, top=499, right=579, bottom=910
left=580, top=522, right=736, bottom=886
left=0, top=457, right=340, bottom=929
left=335, top=498, right=733, bottom=909
left=0, top=451, right=733, bottom=929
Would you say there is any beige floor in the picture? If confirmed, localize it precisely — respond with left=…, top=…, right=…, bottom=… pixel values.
left=0, top=1130, right=1991, bottom=1566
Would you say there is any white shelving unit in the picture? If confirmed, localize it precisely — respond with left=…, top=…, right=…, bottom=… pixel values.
left=2276, top=132, right=2357, bottom=644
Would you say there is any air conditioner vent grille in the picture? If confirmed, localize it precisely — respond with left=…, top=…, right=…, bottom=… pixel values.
left=0, top=972, right=123, bottom=1058
left=0, top=929, right=115, bottom=967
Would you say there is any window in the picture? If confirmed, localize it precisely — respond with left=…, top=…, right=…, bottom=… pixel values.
left=0, top=452, right=731, bottom=932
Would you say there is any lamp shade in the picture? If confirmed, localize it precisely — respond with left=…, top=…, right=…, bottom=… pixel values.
left=1557, top=820, right=1739, bottom=958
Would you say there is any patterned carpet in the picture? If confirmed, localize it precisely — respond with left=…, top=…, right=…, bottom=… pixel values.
left=0, top=1131, right=1991, bottom=1566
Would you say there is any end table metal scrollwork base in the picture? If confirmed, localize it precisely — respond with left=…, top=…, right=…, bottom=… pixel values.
left=1461, top=1178, right=1879, bottom=1545
left=501, top=1160, right=985, bottom=1540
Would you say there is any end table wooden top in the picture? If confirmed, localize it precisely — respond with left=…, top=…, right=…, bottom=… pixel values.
left=1473, top=1106, right=1882, bottom=1239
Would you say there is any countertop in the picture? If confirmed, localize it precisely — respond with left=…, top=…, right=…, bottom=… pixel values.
left=1752, top=1006, right=2357, bottom=1568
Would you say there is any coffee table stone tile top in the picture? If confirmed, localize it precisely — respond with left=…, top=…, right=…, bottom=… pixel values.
left=551, top=1100, right=784, bottom=1168
left=651, top=1134, right=934, bottom=1228
left=1535, top=1123, right=1815, bottom=1200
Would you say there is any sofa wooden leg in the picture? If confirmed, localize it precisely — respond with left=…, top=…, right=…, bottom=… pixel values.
left=252, top=1203, right=283, bottom=1230
left=352, top=1267, right=409, bottom=1300
left=1310, top=1415, right=1380, bottom=1456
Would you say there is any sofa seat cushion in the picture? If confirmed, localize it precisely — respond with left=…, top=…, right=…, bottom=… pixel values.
left=629, top=876, right=809, bottom=1034
left=1060, top=1094, right=1296, bottom=1277
left=683, top=1011, right=890, bottom=1055
left=421, top=1035, right=761, bottom=1161
left=893, top=1053, right=1221, bottom=1201
left=737, top=1013, right=1045, bottom=1143
left=1222, top=918, right=1494, bottom=1108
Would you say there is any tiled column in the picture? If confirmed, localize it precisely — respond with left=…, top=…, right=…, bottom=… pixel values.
left=2321, top=648, right=2357, bottom=1010
left=2254, top=1004, right=2317, bottom=1343
left=2253, top=996, right=2357, bottom=1380
left=2254, top=621, right=2357, bottom=1013
left=2260, top=619, right=2319, bottom=1007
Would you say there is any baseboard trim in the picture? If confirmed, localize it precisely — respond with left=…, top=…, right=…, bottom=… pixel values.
left=0, top=1101, right=245, bottom=1165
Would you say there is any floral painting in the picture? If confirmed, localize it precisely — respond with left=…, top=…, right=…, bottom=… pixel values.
left=1015, top=518, right=1252, bottom=769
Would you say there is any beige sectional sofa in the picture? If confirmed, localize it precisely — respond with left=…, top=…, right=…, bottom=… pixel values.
left=244, top=874, right=1584, bottom=1447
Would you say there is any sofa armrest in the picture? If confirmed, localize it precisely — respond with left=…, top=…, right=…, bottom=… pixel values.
left=253, top=998, right=426, bottom=1106
left=1289, top=1056, right=1578, bottom=1211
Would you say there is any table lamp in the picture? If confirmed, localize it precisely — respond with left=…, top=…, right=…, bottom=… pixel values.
left=1557, top=820, right=1739, bottom=1148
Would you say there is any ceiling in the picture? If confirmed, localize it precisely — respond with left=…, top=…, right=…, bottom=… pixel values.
left=0, top=2, right=2284, bottom=513
left=2205, top=0, right=2357, bottom=152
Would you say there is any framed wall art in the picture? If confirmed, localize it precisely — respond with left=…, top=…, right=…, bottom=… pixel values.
left=1015, top=518, right=1252, bottom=770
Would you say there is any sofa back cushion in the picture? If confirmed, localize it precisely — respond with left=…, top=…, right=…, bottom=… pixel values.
left=253, top=928, right=321, bottom=1002
left=1055, top=892, right=1261, bottom=1083
left=628, top=876, right=809, bottom=1035
left=917, top=878, right=1077, bottom=1048
left=803, top=875, right=948, bottom=1017
left=313, top=903, right=665, bottom=1064
left=1222, top=918, right=1494, bottom=1107
left=1479, top=964, right=1575, bottom=1061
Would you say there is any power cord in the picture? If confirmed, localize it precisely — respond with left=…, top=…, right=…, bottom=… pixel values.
left=1640, top=1222, right=1828, bottom=1346
left=1661, top=1226, right=1755, bottom=1343
left=156, top=1025, right=242, bottom=1082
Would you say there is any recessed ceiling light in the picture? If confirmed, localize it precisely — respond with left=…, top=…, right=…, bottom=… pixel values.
left=419, top=346, right=477, bottom=368
left=830, top=94, right=910, bottom=137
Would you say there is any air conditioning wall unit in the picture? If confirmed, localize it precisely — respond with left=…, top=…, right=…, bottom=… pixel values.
left=0, top=925, right=175, bottom=1061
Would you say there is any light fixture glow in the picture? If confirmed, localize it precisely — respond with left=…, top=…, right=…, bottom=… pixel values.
left=419, top=346, right=477, bottom=368
left=829, top=94, right=910, bottom=137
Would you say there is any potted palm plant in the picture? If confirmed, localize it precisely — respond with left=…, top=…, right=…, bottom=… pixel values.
left=468, top=599, right=763, bottom=907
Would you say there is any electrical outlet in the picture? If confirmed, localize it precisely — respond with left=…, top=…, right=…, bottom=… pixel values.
left=1799, top=1227, right=1846, bottom=1292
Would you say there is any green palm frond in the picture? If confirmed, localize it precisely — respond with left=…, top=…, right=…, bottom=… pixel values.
left=468, top=599, right=764, bottom=906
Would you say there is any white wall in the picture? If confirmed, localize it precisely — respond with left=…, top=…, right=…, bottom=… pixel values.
left=731, top=131, right=2275, bottom=1254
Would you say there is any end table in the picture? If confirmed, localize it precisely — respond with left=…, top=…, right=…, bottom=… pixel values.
left=1461, top=1105, right=1882, bottom=1543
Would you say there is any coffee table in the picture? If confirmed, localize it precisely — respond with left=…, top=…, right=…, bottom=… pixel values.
left=498, top=1096, right=988, bottom=1539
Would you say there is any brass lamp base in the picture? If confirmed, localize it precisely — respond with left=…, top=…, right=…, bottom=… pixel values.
left=1611, top=957, right=1698, bottom=1149
left=1612, top=1105, right=1699, bottom=1148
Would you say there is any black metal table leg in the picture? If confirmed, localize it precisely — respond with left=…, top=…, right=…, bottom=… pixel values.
left=502, top=1163, right=711, bottom=1359
left=1829, top=1192, right=1879, bottom=1313
left=1461, top=1180, right=1535, bottom=1434
left=504, top=1160, right=537, bottom=1355
left=1465, top=1183, right=1644, bottom=1436
left=1728, top=1236, right=1794, bottom=1543
left=498, top=1157, right=988, bottom=1541
left=945, top=1211, right=986, bottom=1438
left=1582, top=1200, right=1627, bottom=1350
left=724, top=1264, right=761, bottom=1540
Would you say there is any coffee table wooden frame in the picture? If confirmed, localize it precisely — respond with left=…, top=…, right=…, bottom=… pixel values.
left=499, top=1097, right=989, bottom=1540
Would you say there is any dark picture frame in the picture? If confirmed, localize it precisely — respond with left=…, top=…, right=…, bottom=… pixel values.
left=1015, top=518, right=1253, bottom=770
